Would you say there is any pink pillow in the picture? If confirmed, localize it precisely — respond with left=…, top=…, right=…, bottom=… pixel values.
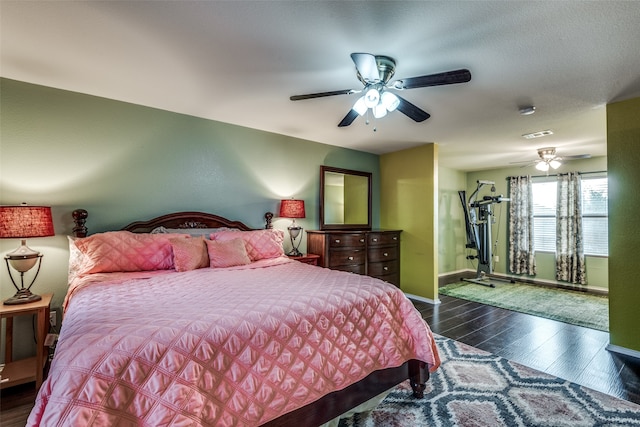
left=210, top=229, right=284, bottom=261
left=169, top=236, right=209, bottom=272
left=205, top=238, right=252, bottom=268
left=73, top=231, right=189, bottom=274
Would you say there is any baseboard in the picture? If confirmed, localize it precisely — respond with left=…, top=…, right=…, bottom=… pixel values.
left=439, top=269, right=608, bottom=296
left=438, top=270, right=476, bottom=287
left=606, top=344, right=640, bottom=360
left=404, top=292, right=440, bottom=305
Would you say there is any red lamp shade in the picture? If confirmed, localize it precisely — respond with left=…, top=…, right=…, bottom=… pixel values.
left=279, top=199, right=306, bottom=219
left=0, top=206, right=55, bottom=238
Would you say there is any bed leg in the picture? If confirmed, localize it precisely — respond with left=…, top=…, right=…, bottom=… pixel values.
left=408, top=360, right=428, bottom=398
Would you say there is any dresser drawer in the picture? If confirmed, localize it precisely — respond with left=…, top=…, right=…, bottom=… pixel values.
left=328, top=234, right=366, bottom=248
left=328, top=250, right=366, bottom=268
left=368, top=260, right=399, bottom=276
left=307, top=229, right=401, bottom=288
left=368, top=232, right=400, bottom=246
left=368, top=246, right=398, bottom=263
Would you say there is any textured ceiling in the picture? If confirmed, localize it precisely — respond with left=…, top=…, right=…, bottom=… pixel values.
left=2, top=1, right=640, bottom=171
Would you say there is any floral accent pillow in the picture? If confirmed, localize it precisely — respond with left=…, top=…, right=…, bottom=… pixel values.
left=68, top=236, right=85, bottom=282
left=210, top=229, right=285, bottom=261
left=205, top=238, right=252, bottom=268
left=73, top=231, right=189, bottom=274
left=169, top=236, right=209, bottom=272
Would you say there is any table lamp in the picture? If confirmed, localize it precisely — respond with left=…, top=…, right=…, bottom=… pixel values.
left=0, top=204, right=55, bottom=305
left=279, top=199, right=306, bottom=257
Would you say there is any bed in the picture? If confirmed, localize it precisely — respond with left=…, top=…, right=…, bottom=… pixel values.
left=27, top=210, right=440, bottom=426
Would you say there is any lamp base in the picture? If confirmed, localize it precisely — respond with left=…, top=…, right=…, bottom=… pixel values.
left=3, top=288, right=42, bottom=305
left=287, top=248, right=303, bottom=257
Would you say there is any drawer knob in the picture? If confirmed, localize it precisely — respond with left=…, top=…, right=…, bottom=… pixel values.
left=360, top=239, right=365, bottom=243
left=372, top=238, right=378, bottom=242
left=383, top=252, right=388, bottom=257
left=335, top=239, right=341, bottom=243
left=348, top=256, right=354, bottom=261
left=383, top=266, right=389, bottom=271
left=393, top=236, right=398, bottom=240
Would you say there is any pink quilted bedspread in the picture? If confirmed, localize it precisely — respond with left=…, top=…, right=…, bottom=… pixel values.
left=28, top=258, right=439, bottom=426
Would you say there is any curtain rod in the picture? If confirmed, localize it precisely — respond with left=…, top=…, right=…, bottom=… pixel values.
left=505, top=170, right=607, bottom=180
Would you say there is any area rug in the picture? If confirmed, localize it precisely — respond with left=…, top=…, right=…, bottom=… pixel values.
left=438, top=281, right=609, bottom=331
left=339, top=335, right=640, bottom=427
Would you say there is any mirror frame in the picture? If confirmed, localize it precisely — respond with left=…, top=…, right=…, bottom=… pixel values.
left=320, top=166, right=372, bottom=230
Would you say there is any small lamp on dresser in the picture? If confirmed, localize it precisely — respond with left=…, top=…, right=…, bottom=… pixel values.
left=279, top=199, right=306, bottom=257
left=0, top=204, right=55, bottom=305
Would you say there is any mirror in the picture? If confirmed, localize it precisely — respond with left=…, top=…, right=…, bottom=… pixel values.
left=320, top=166, right=372, bottom=230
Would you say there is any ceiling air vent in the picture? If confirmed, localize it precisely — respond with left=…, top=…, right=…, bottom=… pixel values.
left=522, top=129, right=554, bottom=139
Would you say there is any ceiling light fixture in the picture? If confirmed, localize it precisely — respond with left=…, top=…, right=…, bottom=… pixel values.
left=381, top=91, right=399, bottom=112
left=535, top=147, right=562, bottom=172
left=353, top=97, right=368, bottom=116
left=363, top=88, right=380, bottom=108
left=351, top=85, right=401, bottom=127
left=535, top=161, right=549, bottom=172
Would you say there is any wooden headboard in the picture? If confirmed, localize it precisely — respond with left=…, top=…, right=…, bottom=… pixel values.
left=71, top=209, right=274, bottom=237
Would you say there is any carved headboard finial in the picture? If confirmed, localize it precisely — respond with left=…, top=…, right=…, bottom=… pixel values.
left=72, top=209, right=88, bottom=237
left=264, top=212, right=273, bottom=229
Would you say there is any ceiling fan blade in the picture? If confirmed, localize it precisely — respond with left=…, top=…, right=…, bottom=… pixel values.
left=290, top=89, right=356, bottom=101
left=392, top=69, right=471, bottom=90
left=351, top=53, right=379, bottom=83
left=338, top=109, right=359, bottom=127
left=396, top=95, right=430, bottom=122
left=509, top=160, right=538, bottom=166
left=562, top=154, right=592, bottom=160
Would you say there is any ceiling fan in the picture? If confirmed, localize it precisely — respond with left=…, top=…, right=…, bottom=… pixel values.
left=290, top=53, right=471, bottom=127
left=514, top=147, right=591, bottom=172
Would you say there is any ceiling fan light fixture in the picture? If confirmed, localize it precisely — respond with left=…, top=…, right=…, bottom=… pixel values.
left=381, top=91, right=399, bottom=112
left=373, top=103, right=387, bottom=118
left=353, top=96, right=368, bottom=116
left=364, top=88, right=380, bottom=108
left=535, top=161, right=550, bottom=172
left=549, top=159, right=562, bottom=169
left=538, top=147, right=556, bottom=160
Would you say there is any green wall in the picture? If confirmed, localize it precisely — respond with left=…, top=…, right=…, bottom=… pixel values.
left=438, top=166, right=467, bottom=274
left=380, top=144, right=438, bottom=300
left=0, top=78, right=380, bottom=359
left=607, top=96, right=640, bottom=353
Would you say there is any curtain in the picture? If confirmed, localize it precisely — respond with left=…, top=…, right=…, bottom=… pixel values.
left=508, top=175, right=536, bottom=275
left=556, top=172, right=587, bottom=284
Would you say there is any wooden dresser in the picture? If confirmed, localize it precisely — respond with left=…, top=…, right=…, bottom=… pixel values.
left=306, top=230, right=401, bottom=287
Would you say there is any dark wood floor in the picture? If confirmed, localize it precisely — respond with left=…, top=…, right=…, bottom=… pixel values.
left=2, top=295, right=639, bottom=426
left=412, top=294, right=640, bottom=405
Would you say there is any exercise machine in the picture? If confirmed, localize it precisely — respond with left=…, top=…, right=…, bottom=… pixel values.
left=459, top=180, right=511, bottom=287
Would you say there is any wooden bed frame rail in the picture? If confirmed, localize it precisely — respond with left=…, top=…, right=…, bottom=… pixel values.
left=70, top=208, right=429, bottom=426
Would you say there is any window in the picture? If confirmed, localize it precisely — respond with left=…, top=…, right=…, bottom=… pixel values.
left=532, top=181, right=557, bottom=253
left=532, top=175, right=608, bottom=256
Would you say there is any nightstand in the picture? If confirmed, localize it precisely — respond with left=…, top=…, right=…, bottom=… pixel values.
left=288, top=254, right=320, bottom=266
left=1, top=293, right=52, bottom=391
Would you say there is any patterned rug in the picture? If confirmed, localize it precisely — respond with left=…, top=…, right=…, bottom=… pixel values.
left=439, top=281, right=609, bottom=331
left=339, top=336, right=640, bottom=427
